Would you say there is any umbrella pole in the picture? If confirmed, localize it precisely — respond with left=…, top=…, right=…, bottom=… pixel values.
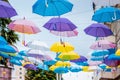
left=56, top=73, right=58, bottom=80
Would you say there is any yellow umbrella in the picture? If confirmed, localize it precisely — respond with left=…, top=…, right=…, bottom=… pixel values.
left=49, top=65, right=58, bottom=71
left=55, top=61, right=71, bottom=67
left=82, top=66, right=93, bottom=72
left=50, top=42, right=74, bottom=52
left=22, top=61, right=31, bottom=66
left=115, top=49, right=120, bottom=56
left=58, top=51, right=80, bottom=60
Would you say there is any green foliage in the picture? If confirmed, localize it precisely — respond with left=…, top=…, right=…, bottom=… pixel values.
left=25, top=69, right=56, bottom=80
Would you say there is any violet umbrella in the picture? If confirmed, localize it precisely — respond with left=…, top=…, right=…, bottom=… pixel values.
left=84, top=23, right=113, bottom=37
left=23, top=64, right=38, bottom=70
left=103, top=56, right=120, bottom=67
left=43, top=17, right=78, bottom=37
left=0, top=0, right=17, bottom=18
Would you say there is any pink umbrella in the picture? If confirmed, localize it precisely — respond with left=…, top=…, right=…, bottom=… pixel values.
left=50, top=29, right=78, bottom=37
left=88, top=61, right=102, bottom=66
left=8, top=18, right=41, bottom=45
left=90, top=40, right=116, bottom=50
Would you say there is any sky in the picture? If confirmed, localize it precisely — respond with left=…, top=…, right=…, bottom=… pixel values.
left=9, top=0, right=95, bottom=57
left=8, top=0, right=97, bottom=80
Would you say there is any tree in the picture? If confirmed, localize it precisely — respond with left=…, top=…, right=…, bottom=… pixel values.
left=25, top=69, right=56, bottom=80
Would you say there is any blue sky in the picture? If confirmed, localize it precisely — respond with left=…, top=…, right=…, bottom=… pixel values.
left=9, top=0, right=95, bottom=57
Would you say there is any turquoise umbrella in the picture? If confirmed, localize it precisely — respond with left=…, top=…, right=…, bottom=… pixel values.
left=32, top=0, right=73, bottom=16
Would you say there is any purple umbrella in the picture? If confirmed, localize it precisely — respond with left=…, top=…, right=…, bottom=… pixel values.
left=23, top=64, right=38, bottom=70
left=70, top=55, right=88, bottom=63
left=84, top=23, right=113, bottom=37
left=103, top=56, right=120, bottom=67
left=43, top=17, right=77, bottom=31
left=0, top=1, right=17, bottom=18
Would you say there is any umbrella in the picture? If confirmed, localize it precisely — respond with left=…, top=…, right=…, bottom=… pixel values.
left=58, top=51, right=80, bottom=60
left=44, top=60, right=56, bottom=65
left=18, top=50, right=27, bottom=56
left=92, top=7, right=120, bottom=22
left=23, top=64, right=38, bottom=70
left=37, top=64, right=49, bottom=71
left=91, top=50, right=109, bottom=57
left=88, top=61, right=102, bottom=66
left=9, top=58, right=22, bottom=66
left=90, top=40, right=116, bottom=50
left=75, top=62, right=89, bottom=66
left=25, top=40, right=49, bottom=51
left=91, top=57, right=104, bottom=61
left=8, top=19, right=41, bottom=45
left=50, top=29, right=78, bottom=37
left=70, top=55, right=88, bottom=63
left=0, top=44, right=17, bottom=53
left=43, top=17, right=77, bottom=31
left=84, top=23, right=113, bottom=37
left=54, top=67, right=69, bottom=74
left=69, top=66, right=82, bottom=72
left=108, top=54, right=120, bottom=60
left=8, top=19, right=41, bottom=34
left=0, top=36, right=7, bottom=44
left=103, top=56, right=120, bottom=67
left=12, top=54, right=24, bottom=60
left=50, top=42, right=74, bottom=52
left=32, top=0, right=73, bottom=16
left=55, top=61, right=71, bottom=67
left=0, top=0, right=17, bottom=18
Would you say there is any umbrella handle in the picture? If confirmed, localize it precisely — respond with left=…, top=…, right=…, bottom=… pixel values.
left=112, top=11, right=116, bottom=20
left=45, top=0, right=48, bottom=7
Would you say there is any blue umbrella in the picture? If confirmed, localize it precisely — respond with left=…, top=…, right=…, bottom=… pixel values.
left=9, top=58, right=22, bottom=66
left=92, top=7, right=120, bottom=22
left=32, top=0, right=73, bottom=16
left=75, top=62, right=89, bottom=66
left=91, top=57, right=103, bottom=61
left=54, top=67, right=69, bottom=74
left=91, top=50, right=109, bottom=57
left=18, top=50, right=27, bottom=56
left=0, top=44, right=17, bottom=53
left=44, top=60, right=56, bottom=65
left=12, top=54, right=24, bottom=60
left=0, top=36, right=7, bottom=44
left=108, top=54, right=120, bottom=60
left=69, top=66, right=82, bottom=72
left=0, top=52, right=10, bottom=58
left=37, top=64, right=49, bottom=71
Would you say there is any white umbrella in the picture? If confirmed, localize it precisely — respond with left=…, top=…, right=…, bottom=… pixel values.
left=26, top=40, right=49, bottom=51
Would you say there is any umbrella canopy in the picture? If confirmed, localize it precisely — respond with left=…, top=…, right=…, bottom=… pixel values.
left=84, top=23, right=113, bottom=37
left=18, top=50, right=27, bottom=56
left=9, top=58, right=22, bottom=66
left=44, top=60, right=56, bottom=65
left=50, top=29, right=78, bottom=37
left=92, top=7, right=120, bottom=22
left=0, top=0, right=17, bottom=18
left=103, top=56, right=120, bottom=67
left=88, top=61, right=102, bottom=66
left=91, top=57, right=103, bottom=61
left=0, top=36, right=7, bottom=44
left=55, top=61, right=71, bottom=67
left=43, top=17, right=77, bottom=31
left=70, top=55, right=88, bottom=63
left=37, top=64, right=49, bottom=71
left=58, top=51, right=80, bottom=60
left=50, top=42, right=74, bottom=52
left=91, top=50, right=109, bottom=57
left=108, top=54, right=120, bottom=60
left=8, top=19, right=41, bottom=34
left=32, top=0, right=73, bottom=16
left=69, top=66, right=82, bottom=72
left=54, top=67, right=69, bottom=74
left=25, top=40, right=49, bottom=51
left=90, top=40, right=116, bottom=50
left=23, top=64, right=38, bottom=70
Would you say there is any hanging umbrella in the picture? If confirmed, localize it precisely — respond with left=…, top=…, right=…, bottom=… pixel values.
left=75, top=62, right=89, bottom=66
left=37, top=64, right=49, bottom=71
left=12, top=54, right=24, bottom=60
left=43, top=17, right=78, bottom=37
left=23, top=64, right=38, bottom=70
left=88, top=61, right=102, bottom=66
left=32, top=0, right=73, bottom=16
left=8, top=18, right=41, bottom=45
left=92, top=7, right=120, bottom=22
left=25, top=40, right=49, bottom=51
left=84, top=23, right=113, bottom=37
left=9, top=58, right=22, bottom=66
left=55, top=61, right=71, bottom=67
left=27, top=57, right=43, bottom=64
left=18, top=50, right=27, bottom=56
left=108, top=54, right=120, bottom=60
left=0, top=36, right=7, bottom=44
left=50, top=29, right=78, bottom=37
left=90, top=40, right=116, bottom=50
left=44, top=60, right=56, bottom=65
left=50, top=42, right=74, bottom=52
left=70, top=55, right=88, bottom=63
left=91, top=57, right=104, bottom=61
left=103, top=56, right=120, bottom=67
left=0, top=0, right=17, bottom=18
left=58, top=51, right=80, bottom=60
left=92, top=0, right=120, bottom=8
left=54, top=67, right=69, bottom=74
left=91, top=50, right=109, bottom=57
left=69, top=66, right=82, bottom=72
